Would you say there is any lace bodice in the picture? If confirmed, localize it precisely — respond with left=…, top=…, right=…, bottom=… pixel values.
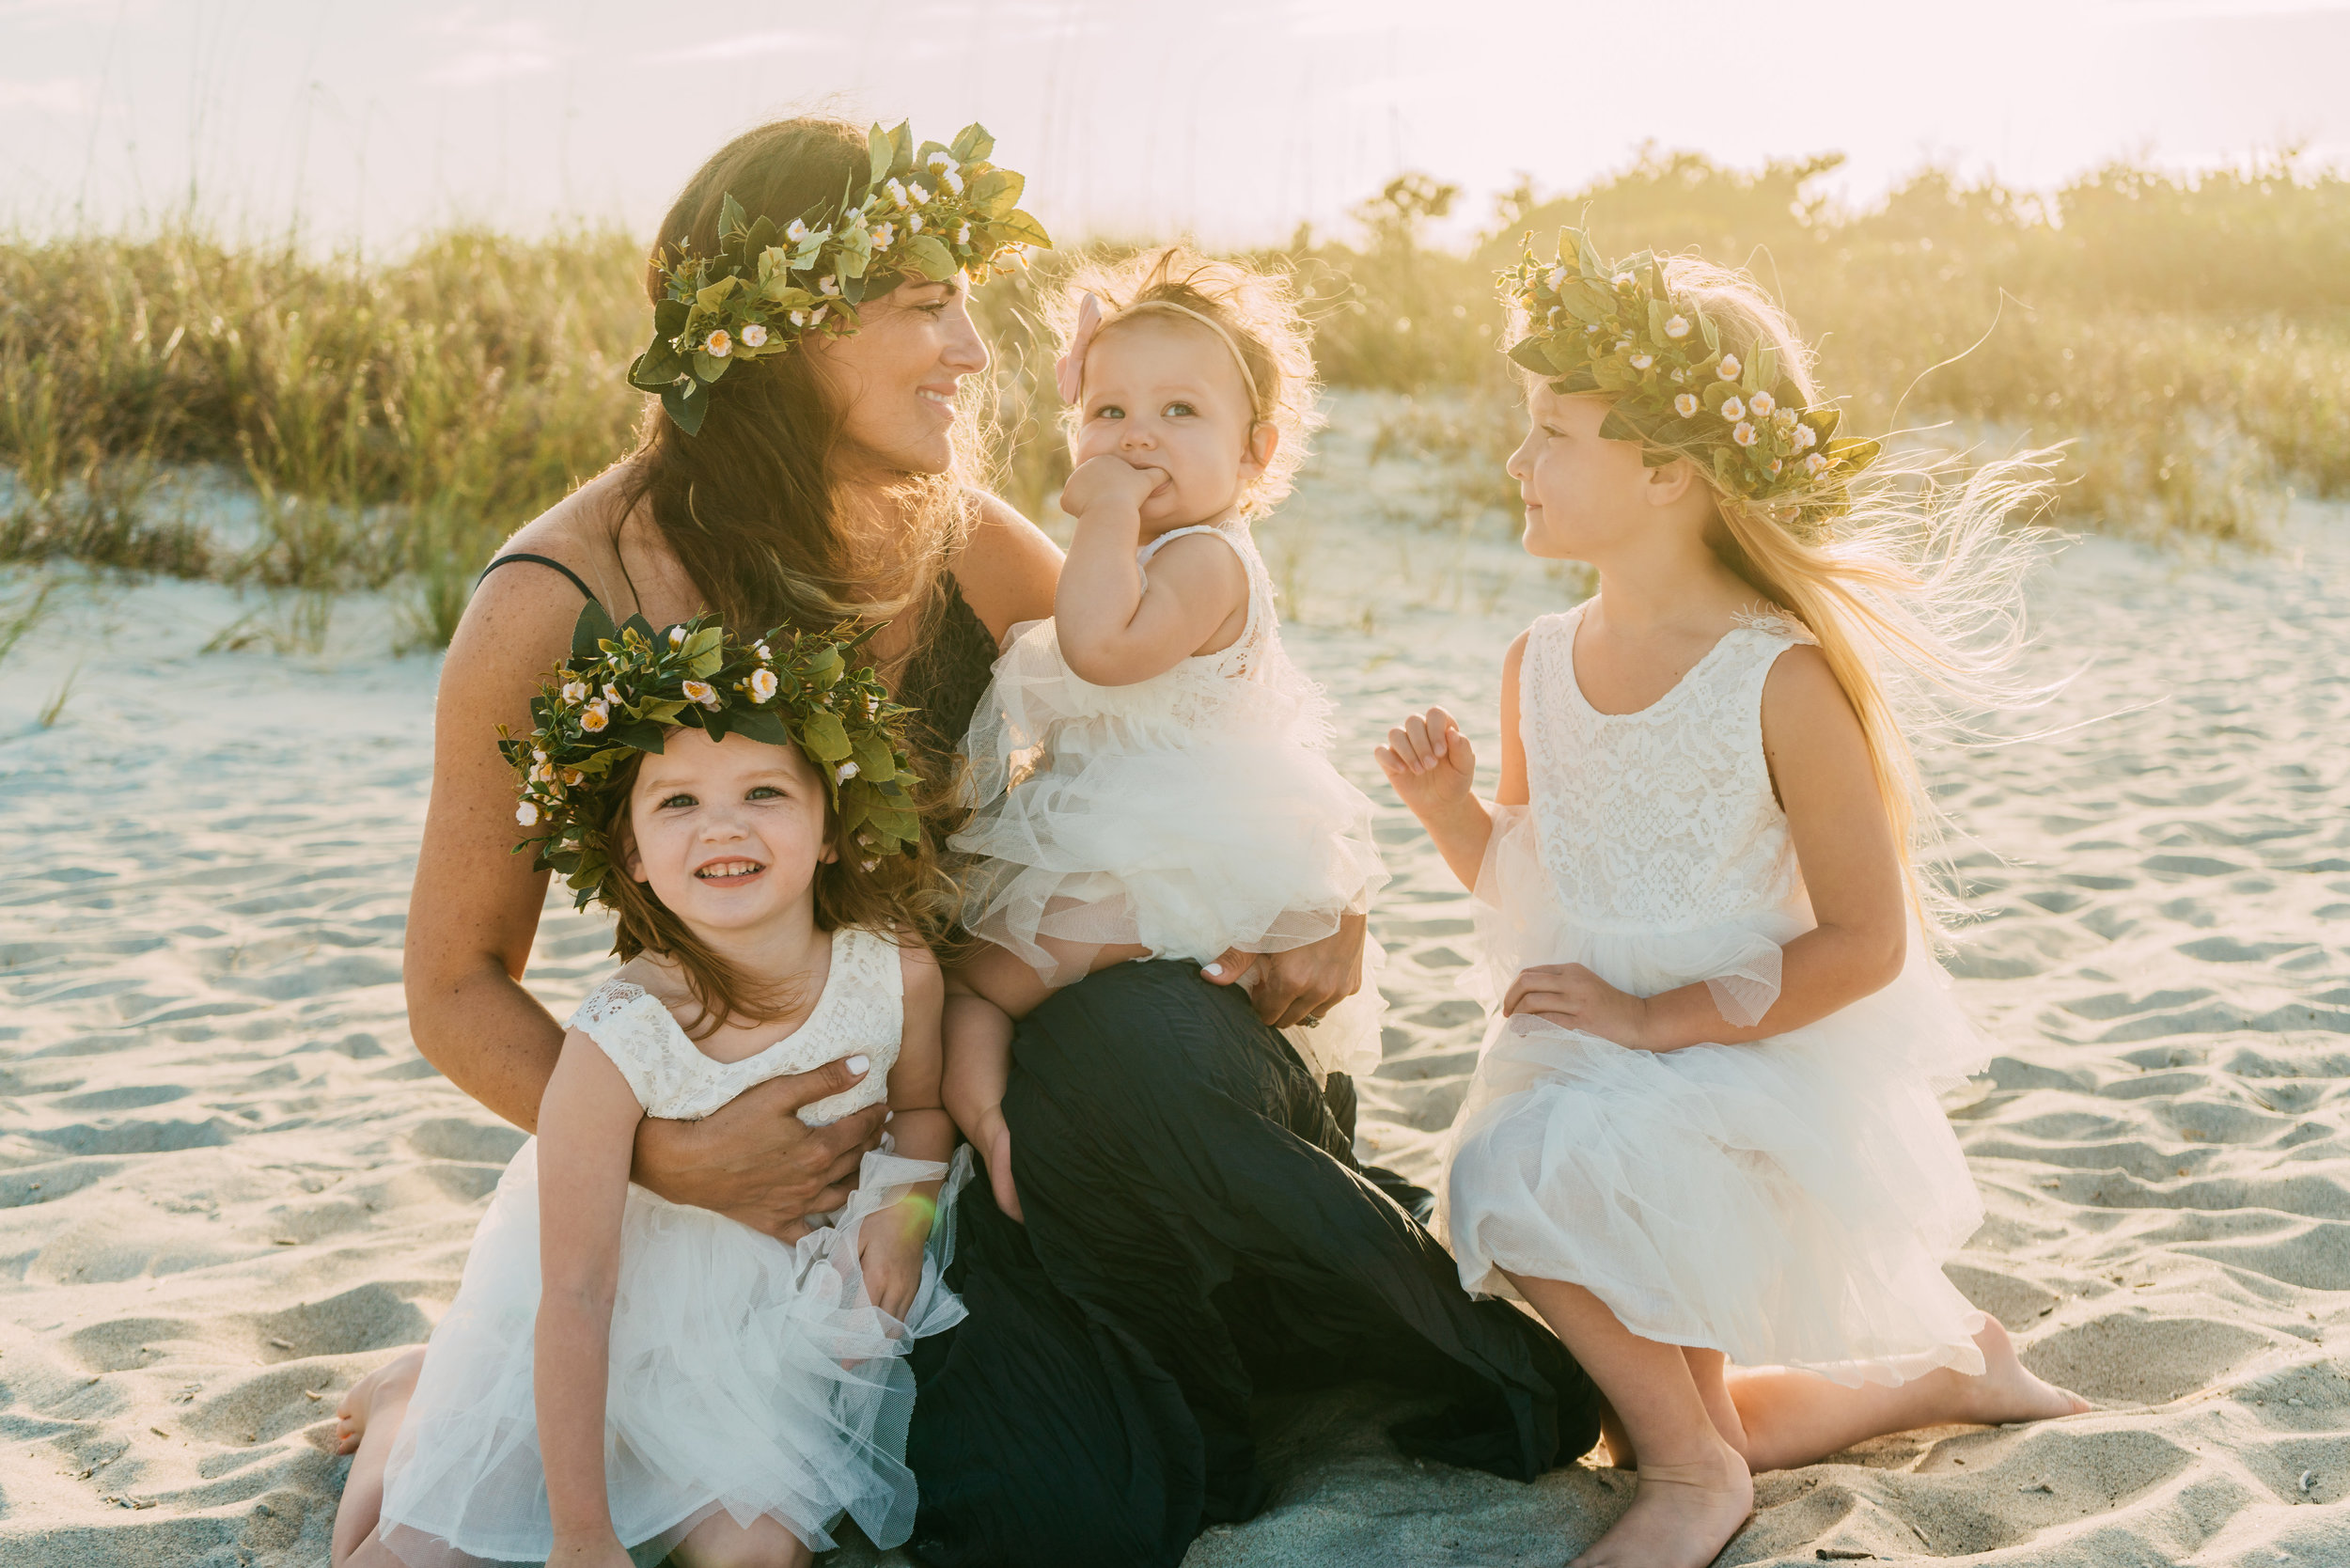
left=1519, top=603, right=1810, bottom=933
left=566, top=926, right=904, bottom=1123
left=1135, top=520, right=1280, bottom=682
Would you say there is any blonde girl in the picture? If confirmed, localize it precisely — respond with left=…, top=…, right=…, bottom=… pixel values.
left=943, top=247, right=1386, bottom=1216
left=1380, top=235, right=2087, bottom=1568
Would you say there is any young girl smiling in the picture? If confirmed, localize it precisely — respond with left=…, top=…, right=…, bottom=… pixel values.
left=1383, top=235, right=2087, bottom=1568
left=334, top=615, right=966, bottom=1568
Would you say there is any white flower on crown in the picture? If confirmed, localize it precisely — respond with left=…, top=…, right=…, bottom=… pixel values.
left=789, top=309, right=807, bottom=328
left=603, top=682, right=621, bottom=704
left=907, top=213, right=924, bottom=234
left=530, top=761, right=552, bottom=782
left=559, top=682, right=587, bottom=704
left=532, top=747, right=548, bottom=762
left=1614, top=337, right=1634, bottom=354
left=885, top=179, right=910, bottom=209
left=668, top=626, right=687, bottom=647
left=1774, top=406, right=1798, bottom=431
left=1669, top=368, right=1687, bottom=384
left=1547, top=306, right=1562, bottom=325
left=955, top=222, right=971, bottom=244
left=682, top=680, right=720, bottom=709
left=1630, top=352, right=1653, bottom=369
left=741, top=322, right=769, bottom=348
left=1731, top=420, right=1759, bottom=447
left=755, top=643, right=772, bottom=662
left=811, top=305, right=829, bottom=323
left=939, top=166, right=964, bottom=196
left=1584, top=321, right=1602, bottom=335
left=786, top=218, right=810, bottom=243
left=1748, top=389, right=1776, bottom=417
left=703, top=329, right=731, bottom=358
left=1674, top=392, right=1700, bottom=417
left=559, top=766, right=583, bottom=786
left=1664, top=314, right=1690, bottom=338
left=836, top=760, right=859, bottom=782
left=580, top=701, right=610, bottom=732
left=1717, top=353, right=1743, bottom=381
left=1611, top=271, right=1634, bottom=288
left=1804, top=451, right=1830, bottom=475
left=516, top=801, right=540, bottom=827
left=871, top=222, right=896, bottom=249
left=1719, top=396, right=1747, bottom=422
left=1766, top=456, right=1784, bottom=477
left=860, top=858, right=879, bottom=872
left=747, top=667, right=778, bottom=702
left=1793, top=423, right=1818, bottom=449
left=928, top=150, right=952, bottom=171
left=1546, top=265, right=1568, bottom=291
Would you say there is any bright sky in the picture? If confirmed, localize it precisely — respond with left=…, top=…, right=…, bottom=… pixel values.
left=3, top=0, right=2343, bottom=251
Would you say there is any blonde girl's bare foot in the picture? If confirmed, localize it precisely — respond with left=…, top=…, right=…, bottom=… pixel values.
left=1572, top=1436, right=1752, bottom=1568
left=334, top=1346, right=425, bottom=1455
left=1962, top=1317, right=2092, bottom=1424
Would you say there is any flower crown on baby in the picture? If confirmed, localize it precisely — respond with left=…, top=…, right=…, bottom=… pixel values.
left=502, top=603, right=924, bottom=910
left=627, top=121, right=1052, bottom=435
left=1499, top=227, right=1882, bottom=512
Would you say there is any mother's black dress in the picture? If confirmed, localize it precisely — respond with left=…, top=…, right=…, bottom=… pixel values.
left=898, top=582, right=1602, bottom=1567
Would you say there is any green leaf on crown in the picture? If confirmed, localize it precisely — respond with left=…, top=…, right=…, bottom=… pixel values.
left=901, top=233, right=959, bottom=281
left=869, top=124, right=896, bottom=186
left=799, top=710, right=852, bottom=762
left=884, top=120, right=916, bottom=178
left=730, top=706, right=792, bottom=747
left=1802, top=406, right=1841, bottom=442
left=691, top=350, right=731, bottom=384
left=682, top=625, right=724, bottom=671
left=1558, top=280, right=1614, bottom=323
left=641, top=698, right=689, bottom=725
left=1572, top=228, right=1604, bottom=276
left=851, top=729, right=900, bottom=784
left=572, top=601, right=619, bottom=661
left=1743, top=342, right=1774, bottom=396
left=609, top=719, right=667, bottom=752
left=969, top=168, right=1025, bottom=218
left=950, top=123, right=995, bottom=164
left=627, top=346, right=681, bottom=393
left=653, top=298, right=689, bottom=336
left=1507, top=337, right=1559, bottom=376
left=806, top=646, right=844, bottom=687
left=660, top=382, right=708, bottom=436
left=1703, top=382, right=1739, bottom=415
left=1825, top=435, right=1882, bottom=470
left=997, top=210, right=1051, bottom=247
left=720, top=192, right=748, bottom=241
left=1699, top=314, right=1720, bottom=354
left=1553, top=368, right=1602, bottom=394
left=695, top=274, right=742, bottom=311
left=1595, top=406, right=1649, bottom=442
left=1591, top=357, right=1639, bottom=392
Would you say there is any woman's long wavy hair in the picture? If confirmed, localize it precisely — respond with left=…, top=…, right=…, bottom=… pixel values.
left=614, top=116, right=977, bottom=658
left=593, top=741, right=954, bottom=1039
left=1528, top=258, right=2061, bottom=933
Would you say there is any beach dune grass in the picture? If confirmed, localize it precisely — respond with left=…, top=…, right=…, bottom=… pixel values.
left=4, top=151, right=2345, bottom=638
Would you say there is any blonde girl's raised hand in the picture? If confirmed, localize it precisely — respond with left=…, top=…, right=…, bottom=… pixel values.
left=1375, top=707, right=1476, bottom=816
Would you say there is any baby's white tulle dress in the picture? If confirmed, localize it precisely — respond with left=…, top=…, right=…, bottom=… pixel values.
left=375, top=926, right=971, bottom=1566
left=1440, top=603, right=1991, bottom=1386
left=950, top=518, right=1387, bottom=1079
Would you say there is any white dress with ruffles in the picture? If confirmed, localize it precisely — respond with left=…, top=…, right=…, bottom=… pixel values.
left=949, top=518, right=1387, bottom=1079
left=376, top=926, right=972, bottom=1566
left=1440, top=603, right=1991, bottom=1387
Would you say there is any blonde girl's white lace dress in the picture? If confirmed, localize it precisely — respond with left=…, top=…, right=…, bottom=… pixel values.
left=950, top=517, right=1388, bottom=1080
left=374, top=926, right=973, bottom=1568
left=1440, top=603, right=1993, bottom=1388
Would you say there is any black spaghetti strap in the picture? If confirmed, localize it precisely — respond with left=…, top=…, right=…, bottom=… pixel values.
left=478, top=552, right=595, bottom=602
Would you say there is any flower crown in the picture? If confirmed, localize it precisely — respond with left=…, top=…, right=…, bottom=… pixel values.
left=501, top=603, right=924, bottom=909
left=627, top=121, right=1052, bottom=434
left=1499, top=227, right=1881, bottom=510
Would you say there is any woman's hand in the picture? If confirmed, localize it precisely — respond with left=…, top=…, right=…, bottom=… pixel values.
left=966, top=1103, right=1025, bottom=1223
left=1375, top=706, right=1477, bottom=822
left=631, top=1058, right=886, bottom=1241
left=857, top=1197, right=935, bottom=1323
left=1059, top=453, right=1164, bottom=520
left=1203, top=913, right=1367, bottom=1031
left=1503, top=964, right=1657, bottom=1050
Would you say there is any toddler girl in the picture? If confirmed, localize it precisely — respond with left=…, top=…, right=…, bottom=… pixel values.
left=1381, top=233, right=2086, bottom=1568
left=945, top=248, right=1386, bottom=1215
left=333, top=612, right=967, bottom=1568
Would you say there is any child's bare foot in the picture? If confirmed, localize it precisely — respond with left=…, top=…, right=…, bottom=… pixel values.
left=1574, top=1437, right=1752, bottom=1568
left=334, top=1346, right=425, bottom=1455
left=1960, top=1317, right=2092, bottom=1423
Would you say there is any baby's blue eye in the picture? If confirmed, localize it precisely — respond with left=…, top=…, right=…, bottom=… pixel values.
left=1094, top=403, right=1124, bottom=419
left=659, top=792, right=697, bottom=809
left=1164, top=400, right=1197, bottom=417
left=746, top=785, right=782, bottom=800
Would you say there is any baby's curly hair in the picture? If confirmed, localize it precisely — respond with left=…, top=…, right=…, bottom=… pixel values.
left=1050, top=246, right=1323, bottom=517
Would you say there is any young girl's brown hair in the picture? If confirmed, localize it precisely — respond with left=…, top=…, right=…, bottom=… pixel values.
left=1050, top=246, right=1324, bottom=517
left=590, top=739, right=956, bottom=1038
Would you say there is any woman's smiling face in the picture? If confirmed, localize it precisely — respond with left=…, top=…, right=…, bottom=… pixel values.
left=808, top=275, right=990, bottom=475
left=1072, top=315, right=1271, bottom=530
left=620, top=728, right=834, bottom=940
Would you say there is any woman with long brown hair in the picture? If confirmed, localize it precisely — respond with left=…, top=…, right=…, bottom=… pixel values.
left=372, top=115, right=1599, bottom=1566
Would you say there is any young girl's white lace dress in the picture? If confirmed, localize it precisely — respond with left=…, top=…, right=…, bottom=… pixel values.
left=951, top=518, right=1387, bottom=1079
left=1441, top=603, right=1991, bottom=1386
left=375, top=926, right=972, bottom=1567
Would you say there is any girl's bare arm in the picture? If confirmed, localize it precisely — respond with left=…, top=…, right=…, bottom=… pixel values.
left=1052, top=463, right=1246, bottom=685
left=1377, top=631, right=1531, bottom=889
left=532, top=1032, right=645, bottom=1552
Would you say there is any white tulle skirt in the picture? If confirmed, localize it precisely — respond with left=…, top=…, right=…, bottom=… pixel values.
left=950, top=619, right=1388, bottom=1079
left=1439, top=808, right=1990, bottom=1386
left=377, top=1140, right=971, bottom=1566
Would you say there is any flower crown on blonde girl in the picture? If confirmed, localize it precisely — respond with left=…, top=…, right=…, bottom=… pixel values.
left=627, top=120, right=1052, bottom=435
left=1047, top=247, right=1324, bottom=519
left=502, top=603, right=924, bottom=910
left=1500, top=226, right=1882, bottom=531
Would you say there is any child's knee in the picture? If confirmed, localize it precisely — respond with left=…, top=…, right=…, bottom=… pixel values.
left=673, top=1515, right=811, bottom=1568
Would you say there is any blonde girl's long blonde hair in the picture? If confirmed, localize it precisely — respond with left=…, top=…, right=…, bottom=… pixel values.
left=1578, top=257, right=2060, bottom=933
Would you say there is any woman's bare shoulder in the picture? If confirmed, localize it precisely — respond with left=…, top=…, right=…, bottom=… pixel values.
left=951, top=487, right=1061, bottom=637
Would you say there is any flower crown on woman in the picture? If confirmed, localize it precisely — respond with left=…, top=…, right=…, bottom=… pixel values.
left=1499, top=227, right=1882, bottom=528
left=502, top=604, right=925, bottom=909
left=627, top=120, right=1051, bottom=434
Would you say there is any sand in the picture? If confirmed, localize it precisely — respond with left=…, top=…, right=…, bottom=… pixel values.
left=4, top=400, right=2346, bottom=1565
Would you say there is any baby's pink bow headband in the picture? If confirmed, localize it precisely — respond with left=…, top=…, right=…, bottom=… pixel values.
left=1053, top=291, right=1262, bottom=415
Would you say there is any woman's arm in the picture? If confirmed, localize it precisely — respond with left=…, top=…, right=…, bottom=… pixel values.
left=403, top=541, right=885, bottom=1238
left=1504, top=644, right=1908, bottom=1050
left=533, top=1031, right=645, bottom=1563
left=952, top=488, right=1063, bottom=639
